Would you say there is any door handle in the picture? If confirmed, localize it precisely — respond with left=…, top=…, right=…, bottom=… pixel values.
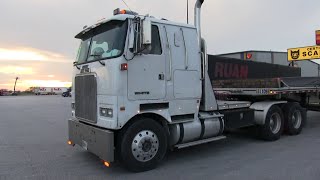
left=158, top=73, right=165, bottom=80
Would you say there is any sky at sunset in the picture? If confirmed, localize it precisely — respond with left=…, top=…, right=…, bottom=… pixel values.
left=1, top=0, right=320, bottom=90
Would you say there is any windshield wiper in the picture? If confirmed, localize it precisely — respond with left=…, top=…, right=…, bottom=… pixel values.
left=90, top=54, right=105, bottom=66
left=73, top=62, right=80, bottom=70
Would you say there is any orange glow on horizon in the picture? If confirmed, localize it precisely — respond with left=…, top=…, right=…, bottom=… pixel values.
left=0, top=80, right=72, bottom=91
left=23, top=80, right=72, bottom=88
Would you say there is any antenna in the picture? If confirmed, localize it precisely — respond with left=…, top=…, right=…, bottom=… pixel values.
left=187, top=0, right=189, bottom=24
left=121, top=0, right=133, bottom=12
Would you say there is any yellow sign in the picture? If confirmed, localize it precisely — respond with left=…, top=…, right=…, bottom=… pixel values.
left=288, top=45, right=320, bottom=61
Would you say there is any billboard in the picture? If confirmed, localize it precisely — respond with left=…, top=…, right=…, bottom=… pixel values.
left=287, top=46, right=320, bottom=61
left=208, top=55, right=301, bottom=80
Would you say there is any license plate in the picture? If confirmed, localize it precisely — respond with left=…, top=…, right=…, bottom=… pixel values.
left=82, top=140, right=88, bottom=150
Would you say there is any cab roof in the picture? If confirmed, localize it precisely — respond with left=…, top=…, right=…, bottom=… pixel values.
left=75, top=14, right=196, bottom=39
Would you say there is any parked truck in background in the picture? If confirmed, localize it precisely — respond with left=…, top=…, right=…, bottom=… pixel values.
left=34, top=87, right=68, bottom=95
left=68, top=0, right=320, bottom=172
left=62, top=87, right=72, bottom=97
left=0, top=89, right=10, bottom=96
left=52, top=87, right=68, bottom=95
left=34, top=87, right=51, bottom=95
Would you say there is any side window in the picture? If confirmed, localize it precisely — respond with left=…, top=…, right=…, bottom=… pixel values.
left=149, top=25, right=162, bottom=55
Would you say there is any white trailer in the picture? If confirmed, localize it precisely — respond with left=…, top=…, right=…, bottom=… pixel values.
left=34, top=87, right=68, bottom=95
left=52, top=87, right=68, bottom=95
left=34, top=87, right=52, bottom=95
left=68, top=0, right=320, bottom=172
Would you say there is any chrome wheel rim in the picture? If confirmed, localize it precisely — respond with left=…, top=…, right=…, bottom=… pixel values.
left=292, top=110, right=302, bottom=129
left=131, top=130, right=159, bottom=162
left=270, top=113, right=281, bottom=134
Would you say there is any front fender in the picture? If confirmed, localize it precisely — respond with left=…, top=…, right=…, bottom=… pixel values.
left=119, top=108, right=172, bottom=129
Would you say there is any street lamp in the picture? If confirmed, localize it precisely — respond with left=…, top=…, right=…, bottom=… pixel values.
left=13, top=77, right=19, bottom=94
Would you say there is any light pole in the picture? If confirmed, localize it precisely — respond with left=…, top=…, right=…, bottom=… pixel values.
left=13, top=77, right=19, bottom=94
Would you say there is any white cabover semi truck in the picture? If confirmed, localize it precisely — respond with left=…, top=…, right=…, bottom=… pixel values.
left=68, top=0, right=320, bottom=172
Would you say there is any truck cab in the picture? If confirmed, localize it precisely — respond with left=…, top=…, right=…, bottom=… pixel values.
left=71, top=12, right=202, bottom=129
left=69, top=9, right=213, bottom=171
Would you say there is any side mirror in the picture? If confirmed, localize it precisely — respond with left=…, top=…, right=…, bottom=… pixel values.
left=128, top=25, right=135, bottom=50
left=142, top=19, right=151, bottom=45
left=130, top=17, right=152, bottom=55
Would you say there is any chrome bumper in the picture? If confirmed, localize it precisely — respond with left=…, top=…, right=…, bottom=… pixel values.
left=68, top=118, right=114, bottom=162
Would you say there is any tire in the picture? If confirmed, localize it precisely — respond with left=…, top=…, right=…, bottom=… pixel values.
left=282, top=103, right=306, bottom=135
left=258, top=105, right=284, bottom=141
left=118, top=117, right=168, bottom=172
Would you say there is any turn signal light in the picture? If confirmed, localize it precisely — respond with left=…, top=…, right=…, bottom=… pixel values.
left=103, top=161, right=110, bottom=167
left=120, top=63, right=128, bottom=71
left=67, top=140, right=73, bottom=145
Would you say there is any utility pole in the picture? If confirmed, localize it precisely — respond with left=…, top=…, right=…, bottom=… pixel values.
left=187, top=0, right=189, bottom=24
left=13, top=77, right=19, bottom=94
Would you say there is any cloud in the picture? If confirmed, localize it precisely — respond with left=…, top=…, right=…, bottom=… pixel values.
left=0, top=66, right=34, bottom=75
left=0, top=47, right=73, bottom=63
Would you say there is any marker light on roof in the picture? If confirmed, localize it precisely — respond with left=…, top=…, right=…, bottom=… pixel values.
left=113, top=8, right=138, bottom=16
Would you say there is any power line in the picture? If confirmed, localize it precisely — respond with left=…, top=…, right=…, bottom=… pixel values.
left=121, top=0, right=133, bottom=12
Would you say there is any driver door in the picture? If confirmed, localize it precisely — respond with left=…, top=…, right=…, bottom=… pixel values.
left=128, top=24, right=166, bottom=100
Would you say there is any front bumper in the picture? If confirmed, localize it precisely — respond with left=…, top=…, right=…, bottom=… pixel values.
left=68, top=118, right=114, bottom=162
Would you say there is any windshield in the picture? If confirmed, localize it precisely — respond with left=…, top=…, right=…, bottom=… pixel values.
left=76, top=20, right=128, bottom=64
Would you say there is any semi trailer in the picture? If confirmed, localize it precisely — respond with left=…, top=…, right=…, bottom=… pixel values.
left=34, top=87, right=68, bottom=95
left=68, top=0, right=320, bottom=172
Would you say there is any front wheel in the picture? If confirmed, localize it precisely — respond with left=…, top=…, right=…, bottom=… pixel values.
left=118, top=118, right=168, bottom=172
left=258, top=105, right=284, bottom=141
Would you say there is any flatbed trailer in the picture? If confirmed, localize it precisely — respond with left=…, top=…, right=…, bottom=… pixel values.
left=214, top=77, right=320, bottom=104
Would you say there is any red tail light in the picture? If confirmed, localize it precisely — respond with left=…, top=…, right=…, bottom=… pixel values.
left=120, top=63, right=128, bottom=71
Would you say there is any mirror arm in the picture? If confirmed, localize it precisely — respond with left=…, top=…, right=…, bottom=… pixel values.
left=73, top=62, right=81, bottom=70
left=98, top=60, right=105, bottom=66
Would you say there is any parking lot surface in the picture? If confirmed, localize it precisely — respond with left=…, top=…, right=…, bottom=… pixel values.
left=1, top=96, right=320, bottom=180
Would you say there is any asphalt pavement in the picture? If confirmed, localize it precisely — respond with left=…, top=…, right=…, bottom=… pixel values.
left=1, top=96, right=320, bottom=180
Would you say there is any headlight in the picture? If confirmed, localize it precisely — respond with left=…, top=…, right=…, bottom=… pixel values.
left=100, top=107, right=113, bottom=118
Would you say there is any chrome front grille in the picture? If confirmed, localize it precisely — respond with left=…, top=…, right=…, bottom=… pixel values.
left=75, top=75, right=97, bottom=123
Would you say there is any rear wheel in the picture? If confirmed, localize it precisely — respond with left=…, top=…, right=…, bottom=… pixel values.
left=118, top=117, right=168, bottom=172
left=259, top=105, right=284, bottom=141
left=283, top=103, right=306, bottom=135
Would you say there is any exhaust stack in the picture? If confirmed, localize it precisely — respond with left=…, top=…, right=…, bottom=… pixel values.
left=194, top=0, right=204, bottom=46
left=195, top=0, right=218, bottom=111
